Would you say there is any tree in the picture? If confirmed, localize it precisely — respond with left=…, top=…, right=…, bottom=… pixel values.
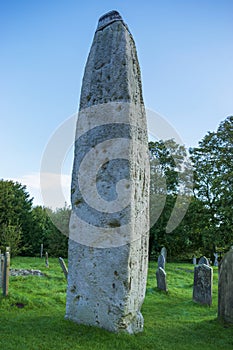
left=190, top=116, right=233, bottom=255
left=0, top=223, right=22, bottom=257
left=47, top=204, right=70, bottom=257
left=28, top=206, right=55, bottom=256
left=149, top=140, right=193, bottom=259
left=0, top=179, right=33, bottom=254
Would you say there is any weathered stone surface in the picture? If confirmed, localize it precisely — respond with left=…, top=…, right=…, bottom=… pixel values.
left=193, top=264, right=213, bottom=305
left=158, top=254, right=165, bottom=270
left=218, top=250, right=233, bottom=323
left=66, top=10, right=149, bottom=334
left=161, top=247, right=167, bottom=262
left=198, top=256, right=209, bottom=266
left=156, top=267, right=167, bottom=292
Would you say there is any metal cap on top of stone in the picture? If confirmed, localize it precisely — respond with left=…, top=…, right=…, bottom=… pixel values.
left=66, top=10, right=150, bottom=334
left=218, top=250, right=233, bottom=323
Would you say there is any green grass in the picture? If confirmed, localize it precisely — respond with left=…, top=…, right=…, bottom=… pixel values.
left=0, top=257, right=232, bottom=350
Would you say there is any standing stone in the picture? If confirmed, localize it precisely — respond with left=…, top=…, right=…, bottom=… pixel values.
left=198, top=256, right=209, bottom=266
left=193, top=264, right=213, bottom=305
left=192, top=256, right=197, bottom=265
left=156, top=267, right=167, bottom=292
left=66, top=10, right=150, bottom=334
left=218, top=250, right=233, bottom=323
left=158, top=254, right=165, bottom=270
left=161, top=247, right=167, bottom=262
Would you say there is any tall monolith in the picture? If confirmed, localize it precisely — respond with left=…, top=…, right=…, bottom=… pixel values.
left=66, top=10, right=150, bottom=334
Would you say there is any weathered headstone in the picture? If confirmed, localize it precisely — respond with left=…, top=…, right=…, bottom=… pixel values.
left=158, top=254, right=165, bottom=270
left=58, top=257, right=68, bottom=280
left=193, top=264, right=213, bottom=305
left=198, top=256, right=209, bottom=266
left=218, top=250, right=233, bottom=323
left=161, top=247, right=167, bottom=262
left=192, top=256, right=197, bottom=265
left=66, top=10, right=149, bottom=334
left=213, top=252, right=218, bottom=267
left=156, top=267, right=167, bottom=292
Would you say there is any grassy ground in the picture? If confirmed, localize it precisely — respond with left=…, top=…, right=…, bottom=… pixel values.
left=0, top=257, right=232, bottom=350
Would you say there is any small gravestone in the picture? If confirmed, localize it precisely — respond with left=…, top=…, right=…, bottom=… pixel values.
left=198, top=256, right=209, bottom=266
left=156, top=267, right=167, bottom=292
left=193, top=264, right=213, bottom=305
left=213, top=252, right=218, bottom=267
left=192, top=256, right=197, bottom=265
left=218, top=250, right=233, bottom=323
left=58, top=257, right=68, bottom=280
left=158, top=254, right=165, bottom=270
left=161, top=247, right=167, bottom=262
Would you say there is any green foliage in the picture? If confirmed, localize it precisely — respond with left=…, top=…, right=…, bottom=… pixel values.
left=190, top=116, right=233, bottom=255
left=0, top=179, right=33, bottom=254
left=149, top=140, right=193, bottom=259
left=0, top=223, right=22, bottom=256
left=47, top=205, right=70, bottom=258
left=0, top=257, right=232, bottom=350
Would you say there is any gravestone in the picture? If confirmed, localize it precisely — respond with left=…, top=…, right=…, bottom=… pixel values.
left=213, top=252, right=218, bottom=267
left=156, top=267, right=167, bottom=292
left=218, top=250, right=233, bottom=323
left=158, top=254, right=165, bottom=270
left=192, top=256, right=197, bottom=265
left=66, top=10, right=150, bottom=334
left=161, top=247, right=167, bottom=262
left=59, top=257, right=68, bottom=280
left=193, top=264, right=213, bottom=305
left=198, top=256, right=209, bottom=266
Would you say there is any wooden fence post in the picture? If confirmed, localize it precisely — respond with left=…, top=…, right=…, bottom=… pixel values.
left=45, top=252, right=49, bottom=267
left=1, top=252, right=4, bottom=289
left=0, top=249, right=2, bottom=289
left=58, top=257, right=68, bottom=280
left=3, top=250, right=10, bottom=296
left=40, top=243, right=43, bottom=258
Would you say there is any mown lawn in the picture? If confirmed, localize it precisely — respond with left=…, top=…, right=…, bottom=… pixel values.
left=0, top=257, right=232, bottom=350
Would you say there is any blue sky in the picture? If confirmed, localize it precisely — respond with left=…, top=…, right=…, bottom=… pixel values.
left=1, top=1, right=233, bottom=207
